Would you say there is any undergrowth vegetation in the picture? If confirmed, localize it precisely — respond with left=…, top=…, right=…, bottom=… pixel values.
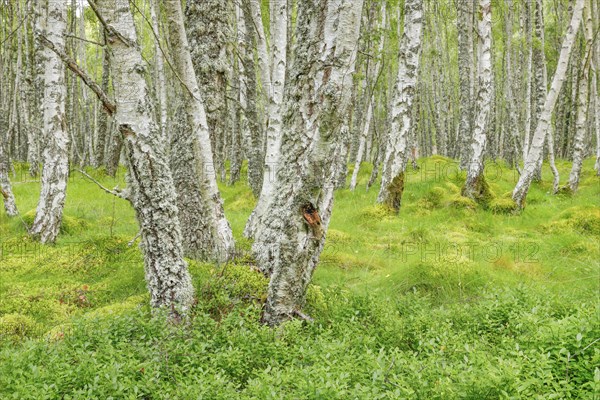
left=0, top=157, right=598, bottom=398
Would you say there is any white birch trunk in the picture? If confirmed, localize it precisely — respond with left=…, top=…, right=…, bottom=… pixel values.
left=523, top=1, right=533, bottom=162
left=377, top=0, right=423, bottom=211
left=513, top=0, right=585, bottom=207
left=256, top=0, right=363, bottom=326
left=457, top=0, right=475, bottom=168
left=244, top=0, right=288, bottom=237
left=0, top=135, right=18, bottom=217
left=164, top=0, right=235, bottom=262
left=99, top=0, right=194, bottom=313
left=566, top=0, right=593, bottom=192
left=462, top=0, right=492, bottom=201
left=30, top=0, right=69, bottom=244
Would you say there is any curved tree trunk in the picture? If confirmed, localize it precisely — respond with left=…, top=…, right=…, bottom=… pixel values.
left=97, top=0, right=194, bottom=314
left=30, top=0, right=69, bottom=244
left=513, top=0, right=585, bottom=208
left=165, top=0, right=235, bottom=262
left=377, top=0, right=424, bottom=211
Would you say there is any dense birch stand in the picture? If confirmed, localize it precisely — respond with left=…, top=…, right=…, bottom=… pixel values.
left=95, top=0, right=194, bottom=314
left=377, top=0, right=423, bottom=211
left=30, top=0, right=69, bottom=244
left=461, top=0, right=492, bottom=202
left=512, top=0, right=585, bottom=208
left=254, top=0, right=363, bottom=326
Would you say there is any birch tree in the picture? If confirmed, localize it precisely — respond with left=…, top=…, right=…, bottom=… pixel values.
left=0, top=134, right=18, bottom=217
left=513, top=0, right=585, bottom=208
left=30, top=0, right=69, bottom=244
left=185, top=0, right=230, bottom=180
left=457, top=0, right=475, bottom=168
left=565, top=0, right=593, bottom=193
left=254, top=0, right=363, bottom=326
left=244, top=0, right=288, bottom=237
left=164, top=0, right=235, bottom=262
left=377, top=0, right=424, bottom=211
left=462, top=0, right=492, bottom=202
left=92, top=0, right=194, bottom=314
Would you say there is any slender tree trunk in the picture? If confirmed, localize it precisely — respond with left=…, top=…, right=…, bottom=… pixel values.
left=256, top=0, right=363, bottom=326
left=513, top=0, right=585, bottom=207
left=150, top=0, right=168, bottom=145
left=244, top=0, right=288, bottom=237
left=350, top=3, right=386, bottom=191
left=522, top=0, right=533, bottom=163
left=377, top=0, right=424, bottom=211
left=240, top=0, right=264, bottom=196
left=30, top=0, right=69, bottom=244
left=457, top=0, right=475, bottom=169
left=0, top=134, right=18, bottom=217
left=95, top=29, right=111, bottom=168
left=97, top=0, right=194, bottom=313
left=164, top=0, right=235, bottom=262
left=462, top=0, right=492, bottom=202
left=566, top=0, right=593, bottom=193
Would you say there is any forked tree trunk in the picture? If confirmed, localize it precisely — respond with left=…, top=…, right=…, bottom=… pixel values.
left=256, top=0, right=363, bottom=326
left=30, top=0, right=69, bottom=244
left=164, top=0, right=235, bottom=262
left=377, top=0, right=424, bottom=211
left=98, top=0, right=194, bottom=313
left=244, top=0, right=288, bottom=237
left=513, top=0, right=585, bottom=207
left=462, top=0, right=492, bottom=202
left=566, top=0, right=593, bottom=192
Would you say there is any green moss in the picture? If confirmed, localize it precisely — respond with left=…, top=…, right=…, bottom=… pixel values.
left=359, top=204, right=395, bottom=220
left=489, top=197, right=518, bottom=214
left=447, top=194, right=477, bottom=210
left=0, top=313, right=37, bottom=341
left=22, top=210, right=88, bottom=235
left=382, top=172, right=405, bottom=211
left=461, top=173, right=495, bottom=205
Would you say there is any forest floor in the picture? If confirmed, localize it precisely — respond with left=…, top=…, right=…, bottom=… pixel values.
left=0, top=157, right=598, bottom=398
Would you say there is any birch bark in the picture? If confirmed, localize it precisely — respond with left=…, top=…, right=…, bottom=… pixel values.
left=244, top=0, right=288, bottom=237
left=98, top=0, right=194, bottom=313
left=256, top=0, right=363, bottom=326
left=0, top=133, right=18, bottom=217
left=457, top=0, right=475, bottom=169
left=566, top=0, right=593, bottom=192
left=30, top=0, right=69, bottom=244
left=377, top=0, right=424, bottom=211
left=164, top=0, right=235, bottom=262
left=462, top=0, right=492, bottom=202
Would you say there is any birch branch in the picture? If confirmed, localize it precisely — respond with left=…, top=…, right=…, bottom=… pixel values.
left=77, top=170, right=129, bottom=201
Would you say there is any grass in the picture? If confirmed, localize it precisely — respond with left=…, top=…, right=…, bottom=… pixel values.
left=0, top=157, right=598, bottom=398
